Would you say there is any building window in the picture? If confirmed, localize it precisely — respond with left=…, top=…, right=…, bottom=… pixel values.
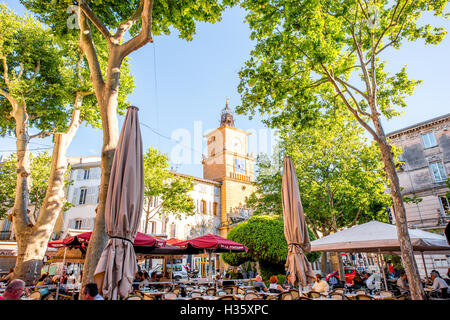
left=170, top=223, right=176, bottom=238
left=201, top=200, right=207, bottom=215
left=429, top=162, right=446, bottom=182
left=213, top=202, right=218, bottom=216
left=79, top=188, right=87, bottom=204
left=74, top=219, right=83, bottom=230
left=422, top=132, right=437, bottom=148
left=83, top=169, right=90, bottom=180
left=439, top=196, right=449, bottom=216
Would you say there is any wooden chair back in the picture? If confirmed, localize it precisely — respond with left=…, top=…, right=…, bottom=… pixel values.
left=279, top=292, right=294, bottom=300
left=307, top=291, right=322, bottom=299
left=244, top=292, right=261, bottom=300
left=164, top=292, right=178, bottom=300
left=355, top=294, right=374, bottom=300
left=217, top=295, right=238, bottom=300
left=28, top=291, right=42, bottom=300
left=125, top=295, right=143, bottom=300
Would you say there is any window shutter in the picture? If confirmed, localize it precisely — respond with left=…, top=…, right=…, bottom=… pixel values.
left=72, top=188, right=80, bottom=204
left=91, top=167, right=101, bottom=179
left=86, top=187, right=97, bottom=204
left=68, top=219, right=75, bottom=229
left=76, top=169, right=84, bottom=180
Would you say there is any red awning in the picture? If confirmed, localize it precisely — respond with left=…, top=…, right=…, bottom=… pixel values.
left=172, top=234, right=248, bottom=253
left=48, top=231, right=166, bottom=249
left=166, top=238, right=181, bottom=245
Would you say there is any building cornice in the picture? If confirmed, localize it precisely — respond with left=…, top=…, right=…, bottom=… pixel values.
left=387, top=113, right=450, bottom=140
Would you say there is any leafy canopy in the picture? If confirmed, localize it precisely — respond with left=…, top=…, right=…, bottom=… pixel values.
left=143, top=147, right=195, bottom=220
left=0, top=5, right=70, bottom=135
left=237, top=0, right=448, bottom=135
left=222, top=215, right=320, bottom=267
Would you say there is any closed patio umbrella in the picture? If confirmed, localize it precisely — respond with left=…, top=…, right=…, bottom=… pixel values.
left=281, top=156, right=315, bottom=288
left=93, top=106, right=144, bottom=300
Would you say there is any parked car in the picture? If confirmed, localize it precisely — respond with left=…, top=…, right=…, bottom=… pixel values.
left=150, top=263, right=188, bottom=280
left=326, top=268, right=358, bottom=284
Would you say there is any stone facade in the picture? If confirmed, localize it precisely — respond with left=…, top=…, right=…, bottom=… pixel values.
left=387, top=113, right=450, bottom=277
left=387, top=113, right=450, bottom=229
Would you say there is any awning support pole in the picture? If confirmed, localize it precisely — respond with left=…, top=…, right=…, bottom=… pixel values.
left=377, top=248, right=388, bottom=291
left=420, top=252, right=429, bottom=282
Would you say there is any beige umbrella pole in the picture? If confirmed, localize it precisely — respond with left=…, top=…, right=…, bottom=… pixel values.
left=377, top=249, right=388, bottom=291
left=56, top=246, right=67, bottom=300
left=420, top=252, right=429, bottom=282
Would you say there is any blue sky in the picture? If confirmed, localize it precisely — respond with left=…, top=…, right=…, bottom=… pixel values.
left=1, top=1, right=449, bottom=178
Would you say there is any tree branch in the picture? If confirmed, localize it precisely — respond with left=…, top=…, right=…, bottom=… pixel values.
left=30, top=130, right=54, bottom=140
left=0, top=89, right=16, bottom=105
left=1, top=56, right=9, bottom=86
left=119, top=0, right=154, bottom=60
left=112, top=0, right=145, bottom=44
left=78, top=10, right=105, bottom=100
left=79, top=0, right=112, bottom=42
left=334, top=76, right=369, bottom=101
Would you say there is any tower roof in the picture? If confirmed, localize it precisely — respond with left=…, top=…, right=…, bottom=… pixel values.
left=220, top=98, right=235, bottom=127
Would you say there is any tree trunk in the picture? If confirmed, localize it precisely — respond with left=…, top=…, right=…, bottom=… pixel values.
left=13, top=106, right=82, bottom=284
left=81, top=56, right=121, bottom=288
left=372, top=116, right=425, bottom=300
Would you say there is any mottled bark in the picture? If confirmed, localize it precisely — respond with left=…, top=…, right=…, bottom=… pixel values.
left=372, top=117, right=425, bottom=300
left=13, top=99, right=83, bottom=284
left=78, top=0, right=154, bottom=291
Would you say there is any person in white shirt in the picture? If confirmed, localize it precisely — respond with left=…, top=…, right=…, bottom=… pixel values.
left=429, top=270, right=448, bottom=298
left=311, top=274, right=329, bottom=293
left=81, top=283, right=104, bottom=300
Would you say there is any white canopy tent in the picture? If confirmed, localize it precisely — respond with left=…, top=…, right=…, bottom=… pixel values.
left=310, top=221, right=450, bottom=254
left=310, top=220, right=450, bottom=289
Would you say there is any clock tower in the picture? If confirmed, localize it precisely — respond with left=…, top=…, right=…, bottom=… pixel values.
left=202, top=100, right=255, bottom=238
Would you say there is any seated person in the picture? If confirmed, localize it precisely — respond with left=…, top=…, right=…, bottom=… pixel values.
left=222, top=273, right=234, bottom=287
left=429, top=270, right=449, bottom=298
left=311, top=274, right=329, bottom=293
left=362, top=272, right=376, bottom=291
left=0, top=268, right=15, bottom=285
left=132, top=271, right=142, bottom=290
left=150, top=271, right=158, bottom=282
left=396, top=271, right=409, bottom=294
left=81, top=283, right=104, bottom=300
left=282, top=273, right=295, bottom=290
left=0, top=279, right=26, bottom=300
left=349, top=273, right=366, bottom=291
left=268, top=275, right=286, bottom=293
left=253, top=275, right=268, bottom=293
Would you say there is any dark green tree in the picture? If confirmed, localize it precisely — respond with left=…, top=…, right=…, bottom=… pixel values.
left=237, top=0, right=448, bottom=300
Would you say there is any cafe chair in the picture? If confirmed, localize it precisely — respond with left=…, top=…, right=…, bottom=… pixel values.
left=190, top=296, right=204, bottom=300
left=171, top=286, right=180, bottom=295
left=329, top=293, right=347, bottom=300
left=265, top=294, right=280, bottom=300
left=163, top=292, right=178, bottom=300
left=206, top=287, right=216, bottom=296
left=288, top=289, right=299, bottom=299
left=143, top=294, right=155, bottom=300
left=28, top=291, right=42, bottom=300
left=125, top=295, right=143, bottom=300
left=190, top=291, right=203, bottom=298
left=297, top=296, right=311, bottom=300
left=279, top=292, right=294, bottom=300
left=379, top=291, right=393, bottom=298
left=307, top=291, right=322, bottom=299
left=244, top=292, right=262, bottom=300
left=217, top=295, right=238, bottom=300
left=395, top=294, right=408, bottom=300
left=333, top=289, right=344, bottom=295
left=356, top=290, right=367, bottom=295
left=223, top=286, right=234, bottom=294
left=355, top=294, right=375, bottom=300
left=237, top=287, right=246, bottom=295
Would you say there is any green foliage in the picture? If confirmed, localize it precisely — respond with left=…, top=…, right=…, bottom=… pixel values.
left=0, top=152, right=73, bottom=219
left=143, top=147, right=195, bottom=223
left=21, top=0, right=238, bottom=42
left=0, top=5, right=70, bottom=135
left=247, top=109, right=391, bottom=236
left=222, top=215, right=320, bottom=269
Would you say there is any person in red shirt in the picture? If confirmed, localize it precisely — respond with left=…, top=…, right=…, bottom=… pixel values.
left=0, top=279, right=26, bottom=300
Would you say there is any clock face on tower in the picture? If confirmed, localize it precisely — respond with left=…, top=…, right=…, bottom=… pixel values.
left=231, top=137, right=242, bottom=153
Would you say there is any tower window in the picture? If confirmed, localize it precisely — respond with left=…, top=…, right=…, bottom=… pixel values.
left=422, top=132, right=437, bottom=148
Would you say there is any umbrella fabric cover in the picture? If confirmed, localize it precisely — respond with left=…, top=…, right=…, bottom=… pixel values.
left=94, top=107, right=144, bottom=300
left=281, top=157, right=315, bottom=287
left=48, top=231, right=165, bottom=249
left=173, top=234, right=248, bottom=253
